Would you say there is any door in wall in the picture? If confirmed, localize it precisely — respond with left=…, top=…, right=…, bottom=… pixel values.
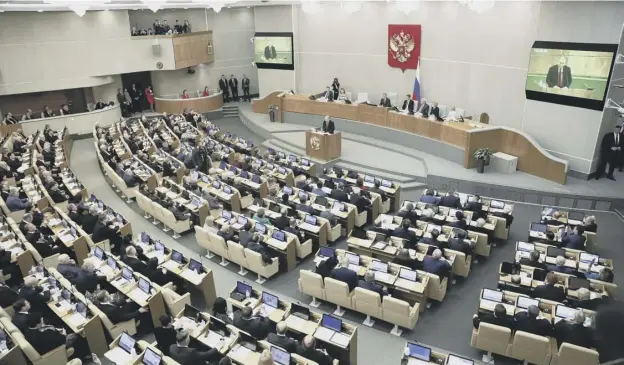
left=121, top=71, right=153, bottom=113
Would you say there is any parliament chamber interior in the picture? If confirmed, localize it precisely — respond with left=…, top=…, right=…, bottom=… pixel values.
left=0, top=1, right=624, bottom=365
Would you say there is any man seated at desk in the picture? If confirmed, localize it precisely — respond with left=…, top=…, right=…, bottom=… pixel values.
left=25, top=222, right=63, bottom=257
left=379, top=93, right=392, bottom=107
left=349, top=189, right=371, bottom=215
left=18, top=276, right=52, bottom=314
left=330, top=183, right=349, bottom=202
left=397, top=203, right=418, bottom=225
left=416, top=98, right=430, bottom=117
left=393, top=249, right=422, bottom=270
left=448, top=211, right=468, bottom=230
left=273, top=207, right=290, bottom=230
left=12, top=299, right=36, bottom=331
left=252, top=207, right=271, bottom=225
left=58, top=254, right=106, bottom=292
left=154, top=315, right=178, bottom=356
left=93, top=212, right=123, bottom=254
left=6, top=187, right=31, bottom=212
left=545, top=212, right=564, bottom=226
left=420, top=189, right=438, bottom=205
left=499, top=274, right=533, bottom=297
left=297, top=335, right=334, bottom=365
left=473, top=303, right=515, bottom=330
left=438, top=190, right=462, bottom=209
left=392, top=219, right=418, bottom=248
left=464, top=195, right=483, bottom=213
left=233, top=306, right=270, bottom=339
left=246, top=234, right=274, bottom=264
left=123, top=246, right=148, bottom=275
left=561, top=225, right=586, bottom=250
left=423, top=249, right=451, bottom=278
left=80, top=206, right=99, bottom=234
left=585, top=267, right=613, bottom=283
left=268, top=321, right=298, bottom=352
left=401, top=94, right=415, bottom=114
left=359, top=270, right=388, bottom=298
left=533, top=272, right=566, bottom=302
left=519, top=250, right=547, bottom=270
left=514, top=305, right=554, bottom=338
left=573, top=287, right=611, bottom=311
left=311, top=181, right=326, bottom=197
left=330, top=256, right=359, bottom=291
left=285, top=218, right=299, bottom=235
left=554, top=310, right=594, bottom=348
left=449, top=230, right=474, bottom=255
left=547, top=256, right=575, bottom=274
left=23, top=314, right=80, bottom=358
left=583, top=216, right=597, bottom=233
left=165, top=201, right=192, bottom=222
left=316, top=255, right=339, bottom=279
left=95, top=290, right=148, bottom=324
left=218, top=224, right=236, bottom=242
left=170, top=329, right=221, bottom=365
left=296, top=195, right=316, bottom=215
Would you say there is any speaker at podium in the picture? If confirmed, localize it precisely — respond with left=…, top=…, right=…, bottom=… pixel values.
left=306, top=129, right=341, bottom=161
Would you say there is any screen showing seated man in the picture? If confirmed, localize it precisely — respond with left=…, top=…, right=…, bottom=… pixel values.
left=525, top=41, right=617, bottom=110
left=254, top=32, right=294, bottom=70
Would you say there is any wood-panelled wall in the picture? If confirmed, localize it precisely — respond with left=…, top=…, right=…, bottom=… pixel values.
left=154, top=92, right=223, bottom=114
left=173, top=31, right=214, bottom=69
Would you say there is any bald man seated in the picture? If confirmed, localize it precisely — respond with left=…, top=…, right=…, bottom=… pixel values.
left=422, top=249, right=451, bottom=278
left=267, top=321, right=298, bottom=353
left=554, top=309, right=594, bottom=348
left=296, top=335, right=333, bottom=365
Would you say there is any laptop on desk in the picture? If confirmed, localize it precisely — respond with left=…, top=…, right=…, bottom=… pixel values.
left=105, top=332, right=136, bottom=365
left=406, top=343, right=431, bottom=365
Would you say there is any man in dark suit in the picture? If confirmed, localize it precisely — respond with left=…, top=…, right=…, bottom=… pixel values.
left=397, top=203, right=418, bottom=225
left=330, top=256, right=359, bottom=291
left=554, top=310, right=593, bottom=348
left=169, top=329, right=220, bottom=365
left=596, top=125, right=622, bottom=180
left=18, top=277, right=51, bottom=313
left=0, top=283, right=18, bottom=308
left=228, top=75, right=239, bottom=101
left=561, top=225, right=586, bottom=250
left=420, top=189, right=439, bottom=204
left=519, top=250, right=548, bottom=270
left=154, top=315, right=177, bottom=356
left=392, top=219, right=418, bottom=248
left=322, top=116, right=335, bottom=134
left=92, top=213, right=119, bottom=245
left=401, top=94, right=415, bottom=114
left=96, top=290, right=147, bottom=324
left=449, top=230, right=473, bottom=255
left=533, top=272, right=566, bottom=302
left=546, top=56, right=573, bottom=88
left=273, top=208, right=290, bottom=230
left=379, top=93, right=391, bottom=107
left=430, top=101, right=443, bottom=121
left=23, top=314, right=73, bottom=356
left=122, top=246, right=148, bottom=274
left=296, top=336, right=333, bottom=365
left=473, top=303, right=515, bottom=330
left=547, top=256, right=575, bottom=275
left=419, top=229, right=441, bottom=246
left=423, top=249, right=451, bottom=277
left=349, top=190, right=370, bottom=214
left=264, top=42, right=277, bottom=60
left=233, top=306, right=270, bottom=339
left=514, top=305, right=554, bottom=337
left=11, top=299, right=34, bottom=331
left=297, top=196, right=316, bottom=214
left=448, top=211, right=468, bottom=230
left=417, top=98, right=430, bottom=117
left=358, top=270, right=387, bottom=297
left=267, top=322, right=298, bottom=353
left=219, top=75, right=230, bottom=102
left=464, top=195, right=483, bottom=212
left=241, top=75, right=251, bottom=101
left=81, top=206, right=99, bottom=234
left=330, top=183, right=349, bottom=202
left=438, top=190, right=462, bottom=208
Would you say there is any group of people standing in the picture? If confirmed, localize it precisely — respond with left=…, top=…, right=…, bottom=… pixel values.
left=117, top=85, right=155, bottom=117
left=218, top=74, right=251, bottom=103
left=130, top=19, right=192, bottom=36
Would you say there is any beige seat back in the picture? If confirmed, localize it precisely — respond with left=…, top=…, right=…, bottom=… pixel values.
left=382, top=296, right=418, bottom=330
left=226, top=241, right=248, bottom=268
left=420, top=271, right=447, bottom=302
left=161, top=287, right=191, bottom=316
left=474, top=322, right=512, bottom=356
left=510, top=331, right=551, bottom=365
left=353, top=287, right=382, bottom=318
left=324, top=277, right=353, bottom=309
left=299, top=270, right=325, bottom=300
left=208, top=232, right=229, bottom=259
left=194, top=225, right=212, bottom=251
left=0, top=317, right=19, bottom=334
left=556, top=343, right=599, bottom=365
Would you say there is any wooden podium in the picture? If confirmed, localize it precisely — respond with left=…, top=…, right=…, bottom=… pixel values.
left=306, top=130, right=341, bottom=161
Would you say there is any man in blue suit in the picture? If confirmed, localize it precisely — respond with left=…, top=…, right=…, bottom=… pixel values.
left=438, top=190, right=462, bottom=209
left=547, top=256, right=575, bottom=274
left=358, top=270, right=387, bottom=297
left=330, top=256, right=358, bottom=291
left=6, top=188, right=31, bottom=212
left=419, top=189, right=438, bottom=205
left=561, top=225, right=586, bottom=250
left=422, top=249, right=451, bottom=278
left=391, top=219, right=418, bottom=248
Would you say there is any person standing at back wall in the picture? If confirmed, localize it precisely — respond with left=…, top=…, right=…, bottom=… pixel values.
left=229, top=75, right=239, bottom=102
left=242, top=75, right=250, bottom=102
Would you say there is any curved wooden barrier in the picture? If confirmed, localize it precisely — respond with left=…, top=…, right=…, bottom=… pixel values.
left=154, top=92, right=223, bottom=114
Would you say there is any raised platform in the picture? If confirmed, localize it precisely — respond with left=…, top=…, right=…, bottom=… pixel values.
left=239, top=103, right=624, bottom=210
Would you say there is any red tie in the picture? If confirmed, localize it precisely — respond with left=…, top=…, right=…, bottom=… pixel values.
left=558, top=68, right=562, bottom=87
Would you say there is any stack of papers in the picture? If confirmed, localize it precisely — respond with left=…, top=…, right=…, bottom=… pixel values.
left=162, top=260, right=181, bottom=271
left=203, top=331, right=225, bottom=348
left=60, top=234, right=75, bottom=243
left=314, top=327, right=334, bottom=341
left=330, top=332, right=350, bottom=346
left=230, top=344, right=252, bottom=358
left=66, top=313, right=87, bottom=328
left=285, top=315, right=306, bottom=328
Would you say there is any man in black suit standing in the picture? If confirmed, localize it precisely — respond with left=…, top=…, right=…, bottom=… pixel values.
left=379, top=93, right=391, bottom=107
left=241, top=75, right=251, bottom=101
left=596, top=125, right=622, bottom=180
left=264, top=42, right=277, bottom=60
left=169, top=329, right=220, bottom=365
left=322, top=116, right=335, bottom=134
left=228, top=75, right=239, bottom=102
left=219, top=75, right=229, bottom=102
left=401, top=94, right=414, bottom=114
left=546, top=56, right=573, bottom=88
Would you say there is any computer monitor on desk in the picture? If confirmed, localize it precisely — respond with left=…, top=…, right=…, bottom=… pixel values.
left=399, top=268, right=417, bottom=281
left=184, top=303, right=201, bottom=321
left=568, top=277, right=590, bottom=290
left=142, top=348, right=161, bottom=365
left=236, top=281, right=252, bottom=296
left=321, top=314, right=342, bottom=332
left=272, top=230, right=286, bottom=242
left=546, top=246, right=565, bottom=258
left=319, top=247, right=335, bottom=258
left=516, top=296, right=539, bottom=310
left=290, top=303, right=311, bottom=320
left=118, top=332, right=136, bottom=354
left=305, top=215, right=317, bottom=226
left=407, top=343, right=431, bottom=362
left=531, top=222, right=548, bottom=233
left=446, top=354, right=474, bottom=365
left=262, top=292, right=279, bottom=308
left=271, top=346, right=291, bottom=365
left=254, top=223, right=267, bottom=234
left=482, top=288, right=503, bottom=303
left=370, top=260, right=388, bottom=273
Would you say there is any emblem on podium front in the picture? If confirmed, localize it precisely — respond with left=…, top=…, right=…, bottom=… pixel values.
left=310, top=136, right=321, bottom=151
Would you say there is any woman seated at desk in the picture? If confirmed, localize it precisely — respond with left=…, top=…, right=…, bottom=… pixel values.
left=337, top=88, right=349, bottom=103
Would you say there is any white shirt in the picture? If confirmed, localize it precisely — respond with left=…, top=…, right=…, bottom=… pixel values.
left=615, top=132, right=620, bottom=146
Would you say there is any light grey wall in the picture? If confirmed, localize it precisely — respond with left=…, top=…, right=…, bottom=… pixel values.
left=254, top=5, right=295, bottom=97
left=150, top=7, right=258, bottom=97
left=0, top=10, right=176, bottom=95
left=92, top=75, right=123, bottom=104
left=252, top=1, right=624, bottom=175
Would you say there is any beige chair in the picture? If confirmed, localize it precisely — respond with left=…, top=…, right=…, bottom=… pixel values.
left=298, top=270, right=325, bottom=307
left=353, top=209, right=367, bottom=228
left=448, top=249, right=471, bottom=278
left=227, top=241, right=249, bottom=275
left=244, top=249, right=279, bottom=284
left=161, top=207, right=191, bottom=238
left=371, top=192, right=390, bottom=214
left=420, top=272, right=447, bottom=303
left=472, top=231, right=490, bottom=257
left=160, top=286, right=191, bottom=317
left=584, top=231, right=596, bottom=253
left=194, top=225, right=214, bottom=257
left=207, top=232, right=230, bottom=266
left=12, top=331, right=72, bottom=365
left=382, top=296, right=419, bottom=335
left=353, top=288, right=382, bottom=326
left=492, top=216, right=509, bottom=240
left=285, top=231, right=312, bottom=259
left=150, top=201, right=163, bottom=225
left=508, top=331, right=552, bottom=365
left=323, top=277, right=354, bottom=316
left=0, top=317, right=19, bottom=334
left=470, top=323, right=512, bottom=361
left=88, top=303, right=137, bottom=339
left=136, top=193, right=152, bottom=219
left=550, top=343, right=599, bottom=365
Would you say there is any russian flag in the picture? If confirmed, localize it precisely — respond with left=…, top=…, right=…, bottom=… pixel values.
left=412, top=62, right=421, bottom=102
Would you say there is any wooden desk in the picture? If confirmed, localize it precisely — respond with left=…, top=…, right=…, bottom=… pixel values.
left=305, top=131, right=341, bottom=161
left=155, top=92, right=224, bottom=115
